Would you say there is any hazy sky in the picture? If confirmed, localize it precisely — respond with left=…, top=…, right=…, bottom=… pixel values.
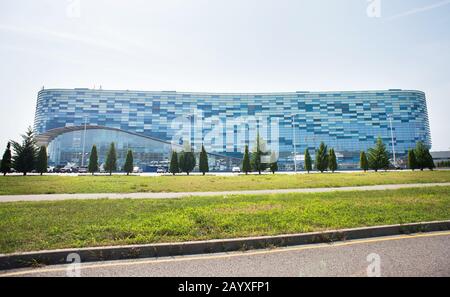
left=0, top=0, right=449, bottom=150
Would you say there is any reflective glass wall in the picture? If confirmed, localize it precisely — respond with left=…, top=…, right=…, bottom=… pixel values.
left=36, top=88, right=432, bottom=170
left=47, top=129, right=240, bottom=171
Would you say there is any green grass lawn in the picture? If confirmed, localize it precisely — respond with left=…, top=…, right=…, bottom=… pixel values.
left=0, top=171, right=450, bottom=195
left=0, top=186, right=449, bottom=253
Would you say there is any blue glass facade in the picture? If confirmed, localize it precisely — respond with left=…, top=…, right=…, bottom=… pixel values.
left=34, top=88, right=431, bottom=170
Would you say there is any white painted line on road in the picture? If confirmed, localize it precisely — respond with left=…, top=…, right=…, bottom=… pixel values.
left=2, top=231, right=450, bottom=277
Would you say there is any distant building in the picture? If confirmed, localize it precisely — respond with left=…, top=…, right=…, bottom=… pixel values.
left=431, top=151, right=450, bottom=165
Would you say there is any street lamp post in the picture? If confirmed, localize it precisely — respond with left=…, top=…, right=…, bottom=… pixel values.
left=186, top=114, right=195, bottom=151
left=388, top=115, right=397, bottom=166
left=81, top=116, right=87, bottom=167
left=291, top=114, right=298, bottom=173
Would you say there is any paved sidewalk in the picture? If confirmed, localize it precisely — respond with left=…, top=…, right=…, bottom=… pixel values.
left=0, top=182, right=449, bottom=203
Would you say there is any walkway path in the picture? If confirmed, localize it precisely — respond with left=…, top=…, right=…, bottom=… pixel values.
left=1, top=182, right=449, bottom=203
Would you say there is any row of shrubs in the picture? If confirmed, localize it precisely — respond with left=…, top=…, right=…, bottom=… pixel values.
left=359, top=138, right=435, bottom=172
left=0, top=128, right=436, bottom=176
left=1, top=128, right=47, bottom=176
left=169, top=136, right=280, bottom=176
left=86, top=142, right=134, bottom=176
left=436, top=160, right=450, bottom=168
left=0, top=127, right=135, bottom=176
left=405, top=142, right=435, bottom=171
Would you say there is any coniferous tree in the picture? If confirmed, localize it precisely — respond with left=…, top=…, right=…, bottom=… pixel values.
left=360, top=151, right=369, bottom=172
left=199, top=145, right=209, bottom=176
left=185, top=150, right=196, bottom=175
left=123, top=150, right=134, bottom=175
left=179, top=151, right=196, bottom=175
left=88, top=145, right=99, bottom=175
left=169, top=151, right=179, bottom=175
left=414, top=141, right=427, bottom=171
left=328, top=148, right=338, bottom=173
left=407, top=149, right=417, bottom=171
left=178, top=152, right=185, bottom=174
left=304, top=149, right=312, bottom=173
left=414, top=141, right=434, bottom=171
left=179, top=143, right=196, bottom=175
left=367, top=137, right=390, bottom=172
left=426, top=151, right=435, bottom=171
left=11, top=127, right=37, bottom=176
left=36, top=146, right=48, bottom=175
left=242, top=145, right=251, bottom=175
left=251, top=133, right=269, bottom=175
left=269, top=151, right=278, bottom=174
left=315, top=142, right=328, bottom=173
left=104, top=142, right=117, bottom=175
left=1, top=142, right=12, bottom=176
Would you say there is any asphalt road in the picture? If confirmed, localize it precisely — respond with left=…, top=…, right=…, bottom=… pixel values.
left=2, top=231, right=449, bottom=277
left=1, top=182, right=450, bottom=202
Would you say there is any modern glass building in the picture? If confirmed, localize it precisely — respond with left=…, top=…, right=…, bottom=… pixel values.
left=34, top=88, right=431, bottom=171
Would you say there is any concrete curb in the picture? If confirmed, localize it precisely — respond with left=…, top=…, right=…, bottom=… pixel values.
left=1, top=220, right=449, bottom=270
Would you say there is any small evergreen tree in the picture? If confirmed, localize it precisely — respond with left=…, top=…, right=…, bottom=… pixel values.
left=367, top=137, right=390, bottom=172
left=328, top=148, right=337, bottom=173
left=178, top=152, right=185, bottom=174
left=185, top=151, right=196, bottom=175
left=169, top=151, right=179, bottom=175
left=1, top=142, right=12, bottom=176
left=88, top=145, right=99, bottom=175
left=251, top=132, right=269, bottom=174
left=414, top=141, right=434, bottom=171
left=407, top=149, right=417, bottom=171
left=360, top=151, right=369, bottom=172
left=426, top=151, right=435, bottom=171
left=315, top=142, right=328, bottom=173
left=123, top=150, right=134, bottom=175
left=179, top=149, right=196, bottom=175
left=199, top=145, right=209, bottom=176
left=242, top=145, right=251, bottom=175
left=269, top=151, right=278, bottom=174
left=104, top=142, right=117, bottom=175
left=304, top=149, right=312, bottom=173
left=36, top=146, right=48, bottom=175
left=11, top=127, right=37, bottom=176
